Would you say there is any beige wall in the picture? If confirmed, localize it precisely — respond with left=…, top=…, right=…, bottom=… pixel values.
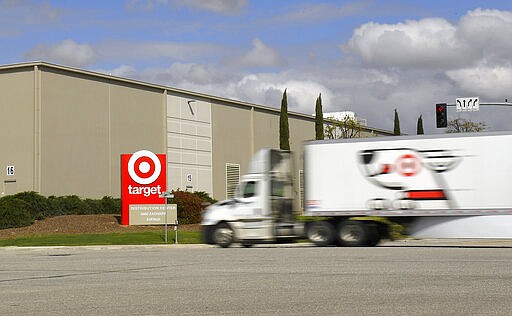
left=211, top=103, right=254, bottom=200
left=40, top=69, right=110, bottom=197
left=39, top=67, right=165, bottom=198
left=252, top=108, right=280, bottom=150
left=0, top=67, right=35, bottom=195
left=109, top=82, right=166, bottom=196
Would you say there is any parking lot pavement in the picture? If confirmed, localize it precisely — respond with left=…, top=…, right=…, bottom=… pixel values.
left=2, top=239, right=511, bottom=315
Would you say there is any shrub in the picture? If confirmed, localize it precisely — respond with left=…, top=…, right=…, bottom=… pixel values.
left=171, top=190, right=205, bottom=224
left=11, top=191, right=52, bottom=220
left=190, top=191, right=217, bottom=205
left=84, top=196, right=120, bottom=215
left=99, top=196, right=121, bottom=214
left=48, top=195, right=86, bottom=215
left=0, top=193, right=121, bottom=230
left=47, top=195, right=120, bottom=216
left=0, top=196, right=34, bottom=229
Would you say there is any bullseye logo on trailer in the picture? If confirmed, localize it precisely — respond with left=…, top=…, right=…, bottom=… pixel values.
left=121, top=150, right=166, bottom=225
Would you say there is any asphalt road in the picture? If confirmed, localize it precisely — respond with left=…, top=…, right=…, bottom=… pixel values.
left=1, top=241, right=512, bottom=315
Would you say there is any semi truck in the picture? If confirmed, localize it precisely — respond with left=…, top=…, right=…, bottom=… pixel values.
left=201, top=132, right=512, bottom=247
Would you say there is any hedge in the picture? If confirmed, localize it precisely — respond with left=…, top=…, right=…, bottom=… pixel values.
left=0, top=196, right=34, bottom=229
left=0, top=190, right=216, bottom=229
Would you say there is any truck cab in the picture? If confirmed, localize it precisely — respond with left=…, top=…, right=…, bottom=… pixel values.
left=201, top=149, right=301, bottom=247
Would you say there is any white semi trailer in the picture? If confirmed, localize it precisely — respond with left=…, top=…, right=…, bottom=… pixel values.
left=201, top=132, right=512, bottom=247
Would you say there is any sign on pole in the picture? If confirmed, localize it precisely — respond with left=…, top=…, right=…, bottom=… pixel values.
left=456, top=97, right=479, bottom=112
left=128, top=204, right=177, bottom=225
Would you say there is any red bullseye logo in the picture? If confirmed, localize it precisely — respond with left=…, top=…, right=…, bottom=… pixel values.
left=128, top=150, right=161, bottom=185
left=396, top=154, right=421, bottom=177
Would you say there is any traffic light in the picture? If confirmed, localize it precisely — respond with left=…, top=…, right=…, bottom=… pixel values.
left=436, top=103, right=447, bottom=128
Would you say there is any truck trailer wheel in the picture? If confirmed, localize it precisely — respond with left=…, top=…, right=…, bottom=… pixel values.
left=307, top=221, right=335, bottom=246
left=212, top=223, right=234, bottom=248
left=337, top=220, right=369, bottom=247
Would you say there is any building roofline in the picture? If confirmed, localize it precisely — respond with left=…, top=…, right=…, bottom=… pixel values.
left=0, top=61, right=394, bottom=136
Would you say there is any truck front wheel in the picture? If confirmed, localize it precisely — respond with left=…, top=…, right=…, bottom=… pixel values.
left=212, top=222, right=234, bottom=248
left=337, top=220, right=369, bottom=247
left=307, top=221, right=335, bottom=246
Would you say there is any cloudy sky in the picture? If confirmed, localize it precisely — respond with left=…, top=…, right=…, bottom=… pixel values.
left=2, top=0, right=512, bottom=134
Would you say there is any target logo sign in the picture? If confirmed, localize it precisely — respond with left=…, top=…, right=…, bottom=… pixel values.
left=395, top=154, right=421, bottom=177
left=121, top=150, right=166, bottom=225
left=128, top=150, right=162, bottom=185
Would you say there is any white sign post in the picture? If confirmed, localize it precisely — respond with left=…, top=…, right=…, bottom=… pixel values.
left=159, top=192, right=174, bottom=243
left=456, top=97, right=479, bottom=112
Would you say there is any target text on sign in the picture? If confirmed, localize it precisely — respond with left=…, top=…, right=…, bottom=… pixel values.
left=128, top=184, right=163, bottom=197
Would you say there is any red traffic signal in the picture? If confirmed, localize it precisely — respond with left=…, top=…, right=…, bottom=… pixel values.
left=436, top=103, right=447, bottom=128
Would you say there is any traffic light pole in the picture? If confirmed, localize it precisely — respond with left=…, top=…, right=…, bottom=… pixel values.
left=445, top=102, right=512, bottom=107
left=436, top=101, right=512, bottom=128
left=436, top=103, right=447, bottom=128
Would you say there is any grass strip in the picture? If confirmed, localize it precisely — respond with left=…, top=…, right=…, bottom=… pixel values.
left=0, top=231, right=201, bottom=247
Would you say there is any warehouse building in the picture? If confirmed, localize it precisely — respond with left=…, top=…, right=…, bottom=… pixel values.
left=0, top=62, right=392, bottom=206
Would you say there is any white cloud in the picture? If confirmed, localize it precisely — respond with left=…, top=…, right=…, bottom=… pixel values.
left=344, top=8, right=512, bottom=132
left=25, top=39, right=96, bottom=67
left=130, top=63, right=330, bottom=115
left=281, top=80, right=332, bottom=114
left=348, top=18, right=472, bottom=69
left=225, top=74, right=332, bottom=114
left=446, top=62, right=512, bottom=99
left=229, top=39, right=287, bottom=68
left=172, top=0, right=248, bottom=15
left=348, top=8, right=512, bottom=71
left=458, top=8, right=512, bottom=60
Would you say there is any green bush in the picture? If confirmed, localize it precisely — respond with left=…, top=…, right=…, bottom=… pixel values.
left=84, top=196, right=120, bottom=215
left=48, top=195, right=84, bottom=215
left=10, top=191, right=52, bottom=220
left=0, top=192, right=121, bottom=229
left=0, top=196, right=34, bottom=229
left=47, top=195, right=120, bottom=216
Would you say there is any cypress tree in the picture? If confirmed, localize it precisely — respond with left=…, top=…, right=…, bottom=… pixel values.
left=393, top=109, right=401, bottom=136
left=279, top=89, right=290, bottom=150
left=315, top=93, right=324, bottom=140
left=416, top=115, right=424, bottom=135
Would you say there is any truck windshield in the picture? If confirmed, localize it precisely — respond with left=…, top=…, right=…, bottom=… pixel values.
left=237, top=181, right=258, bottom=198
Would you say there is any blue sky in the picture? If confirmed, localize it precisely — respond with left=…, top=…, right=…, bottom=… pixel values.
left=2, top=0, right=512, bottom=134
